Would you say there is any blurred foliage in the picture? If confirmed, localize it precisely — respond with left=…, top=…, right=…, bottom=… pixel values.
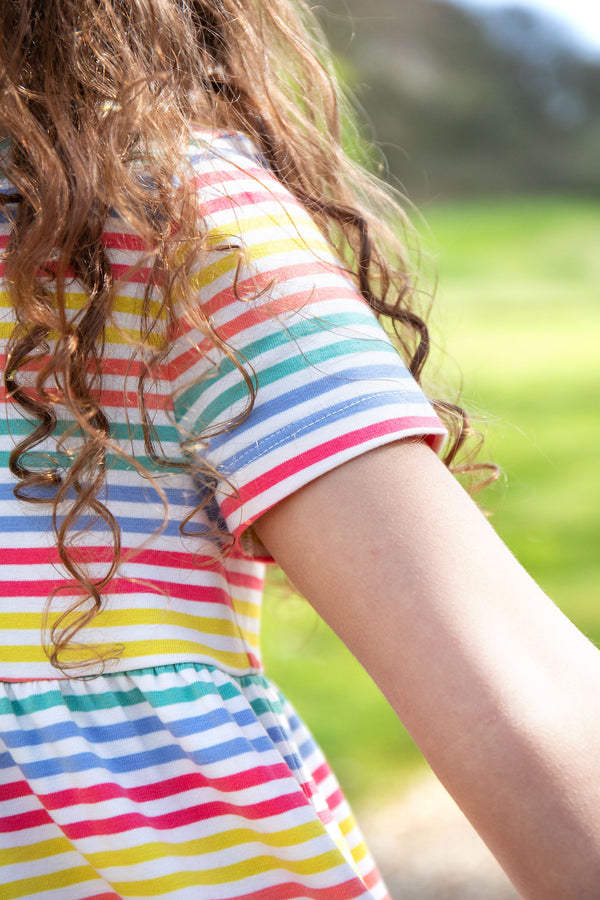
left=315, top=0, right=600, bottom=200
left=262, top=195, right=600, bottom=805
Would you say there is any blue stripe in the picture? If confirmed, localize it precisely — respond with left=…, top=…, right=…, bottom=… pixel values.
left=209, top=361, right=415, bottom=454
left=14, top=734, right=275, bottom=780
left=173, top=312, right=380, bottom=419
left=0, top=480, right=206, bottom=508
left=0, top=750, right=14, bottom=770
left=0, top=512, right=211, bottom=537
left=218, top=385, right=419, bottom=474
left=2, top=705, right=258, bottom=749
left=298, top=736, right=318, bottom=761
left=168, top=706, right=257, bottom=738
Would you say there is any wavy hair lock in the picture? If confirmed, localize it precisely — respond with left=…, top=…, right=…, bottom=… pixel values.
left=0, top=0, right=479, bottom=674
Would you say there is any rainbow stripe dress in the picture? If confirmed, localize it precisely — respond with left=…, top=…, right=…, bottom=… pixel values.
left=0, top=132, right=445, bottom=899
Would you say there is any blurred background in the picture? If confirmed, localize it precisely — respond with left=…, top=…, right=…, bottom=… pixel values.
left=263, top=1, right=600, bottom=896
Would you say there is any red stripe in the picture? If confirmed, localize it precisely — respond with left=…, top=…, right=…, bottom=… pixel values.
left=311, top=761, right=331, bottom=788
left=172, top=259, right=346, bottom=337
left=0, top=807, right=53, bottom=833
left=192, top=289, right=351, bottom=357
left=0, top=383, right=170, bottom=411
left=173, top=278, right=354, bottom=360
left=226, top=570, right=263, bottom=592
left=199, top=186, right=292, bottom=218
left=0, top=351, right=174, bottom=382
left=324, top=787, right=344, bottom=813
left=40, top=764, right=293, bottom=811
left=101, top=232, right=149, bottom=252
left=109, top=262, right=152, bottom=283
left=0, top=545, right=252, bottom=572
left=0, top=576, right=234, bottom=606
left=0, top=780, right=34, bottom=801
left=62, top=791, right=309, bottom=839
left=221, top=418, right=444, bottom=521
left=0, top=352, right=172, bottom=383
left=191, top=164, right=267, bottom=190
left=237, top=879, right=370, bottom=900
left=169, top=286, right=356, bottom=384
left=363, top=865, right=385, bottom=891
left=84, top=895, right=122, bottom=900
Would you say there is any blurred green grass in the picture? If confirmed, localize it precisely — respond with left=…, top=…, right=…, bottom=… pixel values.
left=262, top=196, right=600, bottom=805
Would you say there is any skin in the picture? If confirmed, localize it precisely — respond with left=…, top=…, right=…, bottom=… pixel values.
left=253, top=438, right=600, bottom=899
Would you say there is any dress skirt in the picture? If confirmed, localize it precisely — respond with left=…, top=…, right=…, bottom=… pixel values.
left=0, top=663, right=390, bottom=899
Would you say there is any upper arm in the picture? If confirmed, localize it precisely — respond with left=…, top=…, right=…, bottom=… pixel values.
left=253, top=438, right=600, bottom=899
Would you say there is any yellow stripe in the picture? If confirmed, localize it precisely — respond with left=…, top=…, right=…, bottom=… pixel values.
left=192, top=234, right=331, bottom=291
left=0, top=288, right=165, bottom=320
left=88, top=821, right=325, bottom=869
left=0, top=639, right=254, bottom=669
left=339, top=812, right=357, bottom=838
left=0, top=837, right=73, bottom=867
left=338, top=812, right=368, bottom=862
left=207, top=211, right=317, bottom=245
left=104, top=322, right=164, bottom=348
left=0, top=607, right=259, bottom=648
left=111, top=849, right=344, bottom=895
left=231, top=596, right=261, bottom=620
left=0, top=318, right=164, bottom=349
left=3, top=866, right=97, bottom=900
left=350, top=839, right=369, bottom=866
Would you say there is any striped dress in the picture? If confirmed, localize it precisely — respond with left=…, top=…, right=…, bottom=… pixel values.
left=0, top=131, right=446, bottom=899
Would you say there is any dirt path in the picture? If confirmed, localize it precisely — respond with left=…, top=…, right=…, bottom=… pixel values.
left=358, top=771, right=521, bottom=899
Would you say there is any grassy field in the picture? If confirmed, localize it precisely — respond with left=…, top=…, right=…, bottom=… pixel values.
left=262, top=196, right=600, bottom=806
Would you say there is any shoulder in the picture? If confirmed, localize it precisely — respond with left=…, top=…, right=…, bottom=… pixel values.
left=185, top=127, right=275, bottom=200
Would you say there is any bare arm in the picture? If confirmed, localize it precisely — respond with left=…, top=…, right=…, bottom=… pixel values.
left=253, top=438, right=600, bottom=900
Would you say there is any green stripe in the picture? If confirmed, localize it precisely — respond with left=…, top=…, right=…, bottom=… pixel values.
left=249, top=695, right=285, bottom=717
left=178, top=311, right=377, bottom=399
left=0, top=668, right=273, bottom=717
left=0, top=684, right=146, bottom=717
left=0, top=418, right=180, bottom=444
left=185, top=335, right=395, bottom=433
left=176, top=314, right=392, bottom=427
left=0, top=449, right=183, bottom=474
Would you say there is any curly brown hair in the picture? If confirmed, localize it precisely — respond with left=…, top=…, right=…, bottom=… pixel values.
left=0, top=0, right=478, bottom=674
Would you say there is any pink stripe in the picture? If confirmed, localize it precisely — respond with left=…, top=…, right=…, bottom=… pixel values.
left=101, top=232, right=149, bottom=252
left=311, top=762, right=330, bottom=787
left=0, top=383, right=169, bottom=411
left=199, top=187, right=292, bottom=218
left=0, top=353, right=171, bottom=383
left=0, top=808, right=53, bottom=833
left=0, top=546, right=221, bottom=571
left=324, top=787, right=344, bottom=813
left=173, top=259, right=346, bottom=333
left=363, top=866, right=386, bottom=891
left=0, top=780, right=34, bottom=801
left=85, top=895, right=122, bottom=900
left=239, top=879, right=370, bottom=900
left=192, top=164, right=267, bottom=190
left=62, top=791, right=309, bottom=839
left=0, top=576, right=234, bottom=606
left=170, top=284, right=358, bottom=381
left=221, top=418, right=444, bottom=522
left=41, top=765, right=293, bottom=812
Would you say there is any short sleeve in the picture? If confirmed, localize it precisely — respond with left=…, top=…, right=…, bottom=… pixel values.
left=172, top=131, right=446, bottom=554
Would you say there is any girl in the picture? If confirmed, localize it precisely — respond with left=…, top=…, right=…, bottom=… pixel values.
left=1, top=2, right=599, bottom=899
